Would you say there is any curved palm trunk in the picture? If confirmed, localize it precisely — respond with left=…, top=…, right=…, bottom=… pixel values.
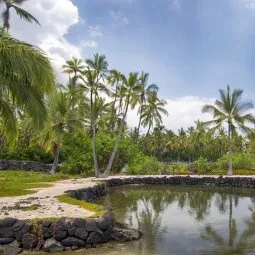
left=108, top=81, right=118, bottom=133
left=50, top=130, right=61, bottom=175
left=103, top=96, right=130, bottom=177
left=146, top=122, right=152, bottom=136
left=228, top=122, right=233, bottom=175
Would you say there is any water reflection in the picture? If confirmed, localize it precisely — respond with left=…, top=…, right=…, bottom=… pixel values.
left=97, top=185, right=255, bottom=255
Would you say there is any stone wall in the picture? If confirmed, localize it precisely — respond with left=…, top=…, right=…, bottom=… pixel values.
left=0, top=214, right=141, bottom=253
left=0, top=160, right=53, bottom=172
left=65, top=183, right=107, bottom=202
left=104, top=176, right=255, bottom=188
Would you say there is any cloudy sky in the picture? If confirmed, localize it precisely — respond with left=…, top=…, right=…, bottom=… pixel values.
left=6, top=0, right=255, bottom=131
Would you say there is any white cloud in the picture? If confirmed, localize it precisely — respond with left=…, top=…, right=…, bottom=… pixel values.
left=8, top=0, right=82, bottom=83
left=88, top=25, right=103, bottom=37
left=81, top=40, right=98, bottom=48
left=110, top=11, right=129, bottom=27
left=243, top=0, right=255, bottom=9
left=127, top=96, right=215, bottom=132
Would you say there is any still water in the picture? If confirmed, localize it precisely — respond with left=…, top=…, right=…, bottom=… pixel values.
left=35, top=185, right=255, bottom=255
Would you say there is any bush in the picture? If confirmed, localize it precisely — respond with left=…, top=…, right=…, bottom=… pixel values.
left=216, top=153, right=255, bottom=170
left=127, top=153, right=164, bottom=175
left=194, top=156, right=215, bottom=174
left=166, top=162, right=189, bottom=173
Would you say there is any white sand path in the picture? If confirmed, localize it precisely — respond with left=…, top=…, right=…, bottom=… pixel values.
left=0, top=178, right=97, bottom=220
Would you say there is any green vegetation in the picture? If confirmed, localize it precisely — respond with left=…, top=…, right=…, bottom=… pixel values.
left=0, top=171, right=71, bottom=197
left=0, top=1, right=255, bottom=179
left=58, top=194, right=105, bottom=217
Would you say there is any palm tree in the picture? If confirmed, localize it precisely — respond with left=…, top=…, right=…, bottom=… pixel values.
left=135, top=72, right=158, bottom=142
left=39, top=92, right=82, bottom=174
left=0, top=31, right=55, bottom=142
left=141, top=92, right=168, bottom=136
left=107, top=69, right=122, bottom=132
left=202, top=86, right=255, bottom=175
left=1, top=0, right=40, bottom=31
left=103, top=72, right=142, bottom=177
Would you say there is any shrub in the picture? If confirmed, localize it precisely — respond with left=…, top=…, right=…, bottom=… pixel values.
left=216, top=153, right=255, bottom=170
left=194, top=156, right=215, bottom=174
left=166, top=162, right=189, bottom=173
left=127, top=153, right=164, bottom=175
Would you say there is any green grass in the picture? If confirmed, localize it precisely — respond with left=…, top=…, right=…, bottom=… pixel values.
left=23, top=204, right=41, bottom=211
left=57, top=194, right=105, bottom=217
left=0, top=170, right=74, bottom=197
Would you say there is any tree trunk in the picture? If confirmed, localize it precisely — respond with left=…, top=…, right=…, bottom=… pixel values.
left=108, top=81, right=118, bottom=133
left=103, top=97, right=130, bottom=177
left=135, top=95, right=144, bottom=143
left=146, top=122, right=152, bottom=136
left=228, top=195, right=233, bottom=247
left=228, top=121, right=233, bottom=175
left=90, top=89, right=99, bottom=177
left=50, top=130, right=61, bottom=175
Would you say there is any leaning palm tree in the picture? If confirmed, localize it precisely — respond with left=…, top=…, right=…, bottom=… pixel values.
left=0, top=31, right=55, bottom=142
left=202, top=86, right=255, bottom=175
left=141, top=92, right=168, bottom=135
left=1, top=0, right=40, bottom=31
left=39, top=92, right=83, bottom=174
left=103, top=72, right=142, bottom=177
left=134, top=72, right=158, bottom=142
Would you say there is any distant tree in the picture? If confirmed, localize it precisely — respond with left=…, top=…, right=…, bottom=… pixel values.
left=202, top=86, right=255, bottom=175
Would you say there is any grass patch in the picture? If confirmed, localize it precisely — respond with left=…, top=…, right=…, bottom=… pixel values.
left=23, top=204, right=41, bottom=211
left=0, top=170, right=74, bottom=197
left=57, top=194, right=105, bottom=217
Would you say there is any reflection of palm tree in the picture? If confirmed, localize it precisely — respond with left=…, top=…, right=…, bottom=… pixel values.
left=201, top=207, right=255, bottom=254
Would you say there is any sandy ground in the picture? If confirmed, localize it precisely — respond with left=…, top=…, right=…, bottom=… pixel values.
left=0, top=178, right=96, bottom=220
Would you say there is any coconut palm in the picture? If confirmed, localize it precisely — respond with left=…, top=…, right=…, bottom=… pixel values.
left=39, top=92, right=83, bottom=174
left=141, top=92, right=168, bottom=135
left=103, top=72, right=142, bottom=177
left=202, top=86, right=255, bottom=175
left=0, top=31, right=55, bottom=142
left=107, top=69, right=122, bottom=132
left=135, top=72, right=158, bottom=142
left=1, top=0, right=40, bottom=31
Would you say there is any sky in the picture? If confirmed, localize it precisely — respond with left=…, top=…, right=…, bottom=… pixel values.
left=6, top=0, right=255, bottom=132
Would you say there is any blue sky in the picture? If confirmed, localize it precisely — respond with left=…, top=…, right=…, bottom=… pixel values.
left=65, top=0, right=255, bottom=99
left=8, top=0, right=255, bottom=130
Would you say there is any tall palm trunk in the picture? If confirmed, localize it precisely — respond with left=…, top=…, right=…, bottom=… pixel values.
left=228, top=195, right=233, bottom=247
left=103, top=95, right=130, bottom=177
left=108, top=81, right=118, bottom=133
left=3, top=5, right=10, bottom=31
left=135, top=94, right=144, bottom=143
left=146, top=121, right=152, bottom=136
left=90, top=89, right=99, bottom=177
left=228, top=121, right=233, bottom=175
left=50, top=130, right=61, bottom=175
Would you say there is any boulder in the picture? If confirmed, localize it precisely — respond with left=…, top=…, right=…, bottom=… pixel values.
left=85, top=220, right=97, bottom=232
left=73, top=218, right=86, bottom=228
left=0, top=227, right=13, bottom=238
left=86, top=229, right=104, bottom=244
left=43, top=238, right=64, bottom=252
left=0, top=238, right=14, bottom=245
left=0, top=218, right=16, bottom=229
left=61, top=237, right=85, bottom=247
left=67, top=227, right=76, bottom=237
left=54, top=230, right=67, bottom=241
left=12, top=221, right=25, bottom=232
left=97, top=214, right=114, bottom=231
left=75, top=228, right=88, bottom=240
left=21, top=233, right=37, bottom=250
left=110, top=227, right=141, bottom=241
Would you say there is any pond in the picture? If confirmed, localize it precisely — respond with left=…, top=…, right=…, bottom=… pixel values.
left=35, top=185, right=255, bottom=255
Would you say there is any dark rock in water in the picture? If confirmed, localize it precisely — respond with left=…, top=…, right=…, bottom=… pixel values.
left=21, top=233, right=37, bottom=250
left=43, top=238, right=64, bottom=252
left=0, top=240, right=22, bottom=255
left=73, top=218, right=86, bottom=228
left=61, top=237, right=85, bottom=247
left=0, top=227, right=13, bottom=238
left=54, top=230, right=67, bottom=241
left=97, top=214, right=114, bottom=230
left=85, top=220, right=97, bottom=232
left=0, top=218, right=17, bottom=229
left=110, top=227, right=141, bottom=241
left=86, top=229, right=104, bottom=244
left=75, top=228, right=88, bottom=240
left=0, top=238, right=14, bottom=245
